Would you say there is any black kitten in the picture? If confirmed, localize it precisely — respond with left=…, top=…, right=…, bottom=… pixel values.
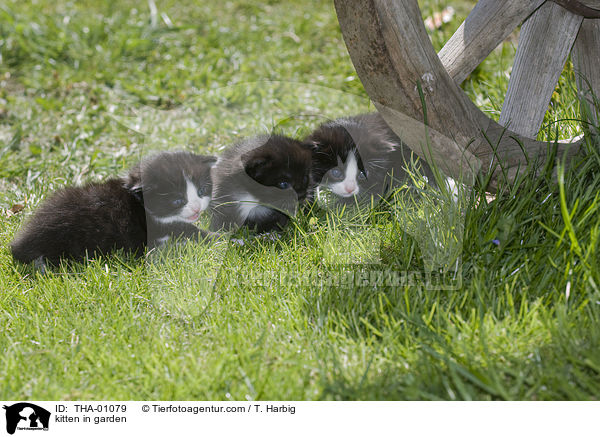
left=210, top=134, right=313, bottom=233
left=10, top=151, right=216, bottom=269
left=305, top=112, right=435, bottom=205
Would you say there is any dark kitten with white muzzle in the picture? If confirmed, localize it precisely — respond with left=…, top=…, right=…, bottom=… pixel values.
left=10, top=151, right=216, bottom=270
left=210, top=134, right=313, bottom=233
left=305, top=112, right=435, bottom=206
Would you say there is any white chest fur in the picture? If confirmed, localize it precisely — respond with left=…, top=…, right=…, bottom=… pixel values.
left=236, top=193, right=273, bottom=222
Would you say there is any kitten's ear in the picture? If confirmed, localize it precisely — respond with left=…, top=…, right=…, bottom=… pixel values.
left=124, top=167, right=140, bottom=190
left=130, top=185, right=143, bottom=202
left=124, top=165, right=146, bottom=201
left=124, top=178, right=144, bottom=202
left=206, top=156, right=218, bottom=168
left=196, top=154, right=218, bottom=168
left=241, top=149, right=274, bottom=181
left=302, top=141, right=319, bottom=152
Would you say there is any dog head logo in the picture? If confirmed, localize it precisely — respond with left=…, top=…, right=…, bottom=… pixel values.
left=3, top=403, right=50, bottom=435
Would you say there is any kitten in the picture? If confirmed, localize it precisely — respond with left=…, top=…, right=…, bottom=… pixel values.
left=210, top=134, right=313, bottom=233
left=304, top=112, right=435, bottom=205
left=10, top=151, right=217, bottom=269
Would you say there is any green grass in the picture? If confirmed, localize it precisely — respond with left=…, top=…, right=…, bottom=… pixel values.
left=1, top=0, right=600, bottom=400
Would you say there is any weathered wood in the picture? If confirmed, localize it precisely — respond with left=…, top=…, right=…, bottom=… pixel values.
left=334, top=0, right=583, bottom=189
left=375, top=105, right=482, bottom=179
left=471, top=111, right=582, bottom=190
left=552, top=0, right=600, bottom=17
left=572, top=18, right=600, bottom=128
left=334, top=0, right=483, bottom=180
left=499, top=2, right=583, bottom=138
left=438, top=0, right=545, bottom=85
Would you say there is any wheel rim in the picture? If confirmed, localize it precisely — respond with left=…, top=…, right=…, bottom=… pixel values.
left=334, top=0, right=594, bottom=189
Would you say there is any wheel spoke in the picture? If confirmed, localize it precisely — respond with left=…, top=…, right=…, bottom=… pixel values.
left=552, top=0, right=600, bottom=18
left=335, top=0, right=483, bottom=179
left=438, top=0, right=545, bottom=85
left=334, top=0, right=583, bottom=189
left=572, top=18, right=600, bottom=129
left=499, top=1, right=583, bottom=138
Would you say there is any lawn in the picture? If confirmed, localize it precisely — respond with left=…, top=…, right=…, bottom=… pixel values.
left=1, top=0, right=599, bottom=400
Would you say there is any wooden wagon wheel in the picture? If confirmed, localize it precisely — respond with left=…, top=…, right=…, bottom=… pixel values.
left=334, top=0, right=600, bottom=190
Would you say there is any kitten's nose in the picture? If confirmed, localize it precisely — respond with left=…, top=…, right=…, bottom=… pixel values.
left=344, top=183, right=357, bottom=194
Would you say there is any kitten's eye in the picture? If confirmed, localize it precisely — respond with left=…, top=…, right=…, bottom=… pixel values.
left=197, top=187, right=204, bottom=197
left=358, top=171, right=367, bottom=180
left=277, top=181, right=291, bottom=189
left=171, top=198, right=186, bottom=208
left=330, top=168, right=343, bottom=179
left=303, top=175, right=308, bottom=186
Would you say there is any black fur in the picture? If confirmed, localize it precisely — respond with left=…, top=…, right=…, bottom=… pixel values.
left=10, top=151, right=216, bottom=267
left=240, top=136, right=312, bottom=202
left=210, top=134, right=313, bottom=232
